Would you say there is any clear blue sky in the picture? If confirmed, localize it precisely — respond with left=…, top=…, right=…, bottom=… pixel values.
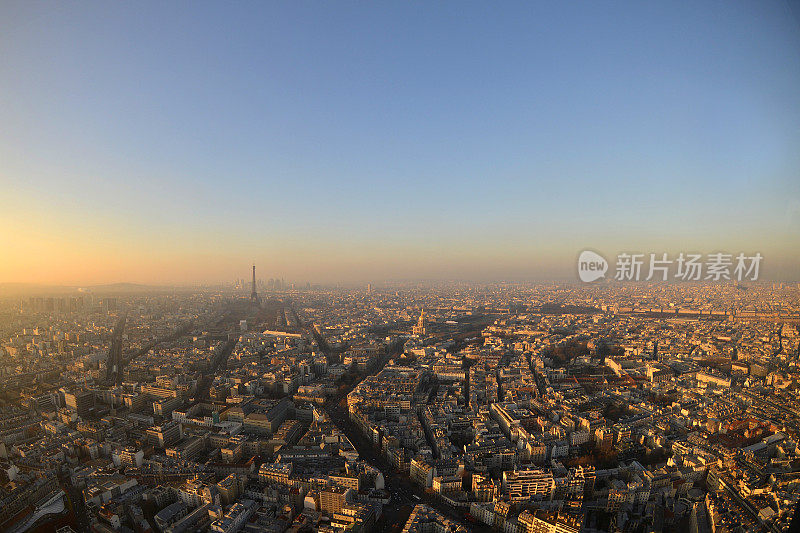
left=1, top=1, right=799, bottom=283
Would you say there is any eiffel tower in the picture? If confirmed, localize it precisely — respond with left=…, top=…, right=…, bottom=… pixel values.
left=250, top=264, right=261, bottom=305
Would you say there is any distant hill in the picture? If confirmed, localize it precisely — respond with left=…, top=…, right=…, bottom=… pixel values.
left=87, top=282, right=158, bottom=293
left=0, top=282, right=181, bottom=296
left=0, top=283, right=77, bottom=296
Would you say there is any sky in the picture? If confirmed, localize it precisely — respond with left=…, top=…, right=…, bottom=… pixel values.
left=1, top=1, right=799, bottom=285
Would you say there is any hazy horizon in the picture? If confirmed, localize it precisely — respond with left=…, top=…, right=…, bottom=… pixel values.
left=2, top=1, right=799, bottom=285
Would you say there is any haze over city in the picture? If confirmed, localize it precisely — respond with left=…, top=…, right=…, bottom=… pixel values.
left=2, top=1, right=799, bottom=285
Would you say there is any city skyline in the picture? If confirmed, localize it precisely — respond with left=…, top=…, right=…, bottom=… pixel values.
left=2, top=1, right=799, bottom=284
left=2, top=276, right=799, bottom=532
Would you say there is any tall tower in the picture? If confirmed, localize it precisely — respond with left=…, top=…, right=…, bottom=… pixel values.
left=106, top=314, right=127, bottom=386
left=250, top=264, right=260, bottom=305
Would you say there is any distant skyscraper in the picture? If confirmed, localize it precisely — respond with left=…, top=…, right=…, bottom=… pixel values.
left=106, top=314, right=127, bottom=385
left=250, top=264, right=260, bottom=305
